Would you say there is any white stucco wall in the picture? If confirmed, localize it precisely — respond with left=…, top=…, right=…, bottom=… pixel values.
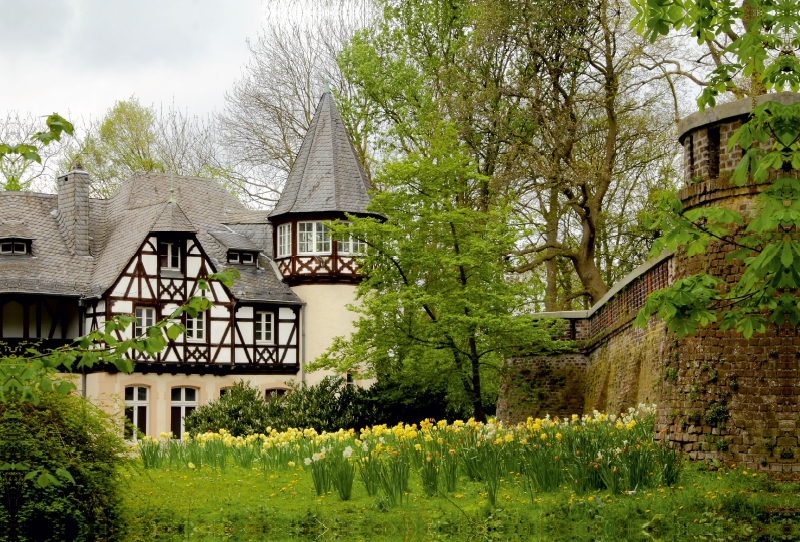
left=291, top=283, right=360, bottom=386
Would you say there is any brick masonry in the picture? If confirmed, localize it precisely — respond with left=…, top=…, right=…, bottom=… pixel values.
left=498, top=93, right=800, bottom=471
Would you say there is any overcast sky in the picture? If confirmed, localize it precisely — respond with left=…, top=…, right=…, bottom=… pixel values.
left=0, top=0, right=267, bottom=122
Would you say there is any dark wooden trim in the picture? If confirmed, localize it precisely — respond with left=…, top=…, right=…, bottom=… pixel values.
left=93, top=361, right=300, bottom=376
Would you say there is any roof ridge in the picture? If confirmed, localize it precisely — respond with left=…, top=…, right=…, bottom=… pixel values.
left=329, top=94, right=338, bottom=212
left=287, top=94, right=326, bottom=214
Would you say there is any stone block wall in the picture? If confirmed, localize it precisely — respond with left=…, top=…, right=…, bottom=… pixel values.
left=497, top=354, right=588, bottom=424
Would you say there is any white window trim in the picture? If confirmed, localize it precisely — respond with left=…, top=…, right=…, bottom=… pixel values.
left=277, top=223, right=291, bottom=258
left=162, top=242, right=181, bottom=270
left=134, top=307, right=156, bottom=337
left=241, top=252, right=254, bottom=264
left=336, top=222, right=366, bottom=255
left=124, top=386, right=149, bottom=442
left=171, top=387, right=198, bottom=438
left=255, top=311, right=274, bottom=344
left=297, top=221, right=331, bottom=255
left=185, top=314, right=205, bottom=342
left=0, top=241, right=27, bottom=255
left=228, top=251, right=240, bottom=264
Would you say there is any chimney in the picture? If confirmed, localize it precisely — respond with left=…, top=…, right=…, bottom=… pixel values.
left=57, top=166, right=91, bottom=256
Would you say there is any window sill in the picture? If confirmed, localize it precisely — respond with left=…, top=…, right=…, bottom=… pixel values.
left=160, top=269, right=183, bottom=279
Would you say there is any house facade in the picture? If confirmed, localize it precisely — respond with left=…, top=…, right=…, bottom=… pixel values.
left=0, top=91, right=378, bottom=438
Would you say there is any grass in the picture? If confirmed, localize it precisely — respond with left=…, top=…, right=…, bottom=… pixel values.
left=119, top=408, right=800, bottom=540
left=120, top=461, right=800, bottom=541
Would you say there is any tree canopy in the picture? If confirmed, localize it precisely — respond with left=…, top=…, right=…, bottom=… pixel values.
left=311, top=122, right=568, bottom=422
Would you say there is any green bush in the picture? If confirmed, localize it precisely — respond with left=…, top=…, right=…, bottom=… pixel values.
left=186, top=377, right=473, bottom=438
left=184, top=380, right=273, bottom=436
left=0, top=393, right=127, bottom=542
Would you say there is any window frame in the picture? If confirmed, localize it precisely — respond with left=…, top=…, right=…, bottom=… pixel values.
left=227, top=251, right=240, bottom=264
left=254, top=311, right=274, bottom=344
left=160, top=241, right=181, bottom=271
left=124, top=385, right=149, bottom=442
left=277, top=223, right=292, bottom=258
left=134, top=307, right=156, bottom=337
left=0, top=240, right=28, bottom=255
left=185, top=313, right=205, bottom=342
left=297, top=221, right=331, bottom=255
left=336, top=222, right=366, bottom=255
left=170, top=387, right=198, bottom=438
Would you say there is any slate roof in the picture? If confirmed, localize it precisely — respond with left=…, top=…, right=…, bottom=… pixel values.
left=0, top=220, right=34, bottom=239
left=0, top=173, right=301, bottom=304
left=0, top=192, right=95, bottom=296
left=269, top=91, right=379, bottom=219
left=208, top=230, right=262, bottom=252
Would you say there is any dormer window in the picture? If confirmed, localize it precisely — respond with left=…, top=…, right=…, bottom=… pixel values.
left=227, top=250, right=257, bottom=265
left=0, top=240, right=29, bottom=255
left=161, top=242, right=180, bottom=270
left=298, top=222, right=330, bottom=255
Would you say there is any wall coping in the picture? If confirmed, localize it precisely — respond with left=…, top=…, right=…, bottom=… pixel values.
left=534, top=249, right=673, bottom=320
left=677, top=92, right=800, bottom=143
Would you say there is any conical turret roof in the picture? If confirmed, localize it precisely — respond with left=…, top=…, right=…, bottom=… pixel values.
left=269, top=91, right=377, bottom=219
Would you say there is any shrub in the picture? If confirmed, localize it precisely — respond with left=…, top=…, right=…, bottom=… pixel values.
left=0, top=393, right=127, bottom=542
left=264, top=377, right=376, bottom=432
left=184, top=380, right=273, bottom=436
left=358, top=377, right=470, bottom=427
left=186, top=376, right=472, bottom=437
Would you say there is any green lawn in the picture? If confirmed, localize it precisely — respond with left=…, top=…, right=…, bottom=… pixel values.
left=120, top=462, right=799, bottom=541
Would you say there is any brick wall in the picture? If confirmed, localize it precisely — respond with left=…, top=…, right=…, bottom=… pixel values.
left=498, top=93, right=800, bottom=472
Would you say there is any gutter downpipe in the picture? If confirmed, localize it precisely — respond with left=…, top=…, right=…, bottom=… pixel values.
left=301, top=304, right=306, bottom=383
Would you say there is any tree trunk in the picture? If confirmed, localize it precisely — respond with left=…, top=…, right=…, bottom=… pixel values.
left=544, top=184, right=560, bottom=311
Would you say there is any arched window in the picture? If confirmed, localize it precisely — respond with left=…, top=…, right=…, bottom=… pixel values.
left=171, top=387, right=198, bottom=437
left=124, top=386, right=149, bottom=441
left=264, top=388, right=287, bottom=403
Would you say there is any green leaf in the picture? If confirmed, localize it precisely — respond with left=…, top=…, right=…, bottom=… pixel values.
left=166, top=324, right=184, bottom=341
left=55, top=468, right=75, bottom=484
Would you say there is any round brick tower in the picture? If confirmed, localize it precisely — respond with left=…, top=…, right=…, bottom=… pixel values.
left=660, top=92, right=800, bottom=472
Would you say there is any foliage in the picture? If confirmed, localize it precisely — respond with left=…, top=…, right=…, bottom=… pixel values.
left=338, top=0, right=681, bottom=310
left=632, top=0, right=800, bottom=337
left=65, top=98, right=245, bottom=199
left=358, top=375, right=471, bottom=427
left=125, top=457, right=797, bottom=541
left=0, top=393, right=128, bottom=542
left=310, top=123, right=569, bottom=422
left=0, top=114, right=73, bottom=191
left=0, top=112, right=75, bottom=192
left=631, top=0, right=800, bottom=106
left=184, top=380, right=274, bottom=437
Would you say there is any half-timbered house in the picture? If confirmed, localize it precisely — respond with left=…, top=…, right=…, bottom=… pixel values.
left=0, top=90, right=377, bottom=438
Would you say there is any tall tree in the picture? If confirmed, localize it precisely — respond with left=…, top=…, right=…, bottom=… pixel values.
left=66, top=98, right=244, bottom=199
left=339, top=0, right=682, bottom=310
left=311, top=123, right=565, bottom=422
left=505, top=0, right=682, bottom=308
left=218, top=0, right=376, bottom=206
left=0, top=112, right=73, bottom=192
